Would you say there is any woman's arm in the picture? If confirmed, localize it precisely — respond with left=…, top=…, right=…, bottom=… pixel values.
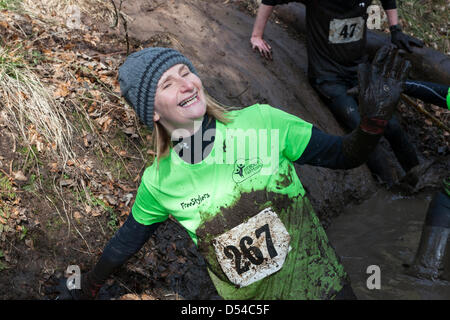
left=295, top=126, right=380, bottom=170
left=76, top=214, right=160, bottom=299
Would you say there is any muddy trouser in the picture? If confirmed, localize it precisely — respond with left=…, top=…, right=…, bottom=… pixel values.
left=310, top=78, right=419, bottom=183
left=410, top=177, right=450, bottom=279
left=401, top=81, right=450, bottom=278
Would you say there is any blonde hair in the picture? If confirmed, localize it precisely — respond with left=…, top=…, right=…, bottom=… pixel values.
left=152, top=92, right=235, bottom=161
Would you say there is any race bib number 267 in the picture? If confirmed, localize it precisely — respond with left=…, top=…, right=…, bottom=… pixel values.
left=212, top=208, right=291, bottom=288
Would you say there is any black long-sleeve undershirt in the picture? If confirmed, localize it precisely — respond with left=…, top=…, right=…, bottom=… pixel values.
left=88, top=213, right=160, bottom=285
left=296, top=127, right=350, bottom=169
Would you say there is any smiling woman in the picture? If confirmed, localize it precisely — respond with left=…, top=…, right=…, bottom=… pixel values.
left=118, top=48, right=231, bottom=159
left=54, top=45, right=412, bottom=300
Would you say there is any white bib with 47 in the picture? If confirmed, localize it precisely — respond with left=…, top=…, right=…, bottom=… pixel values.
left=212, top=208, right=291, bottom=288
left=329, top=17, right=365, bottom=44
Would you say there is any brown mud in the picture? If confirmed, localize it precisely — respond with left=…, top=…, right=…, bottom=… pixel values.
left=327, top=189, right=450, bottom=299
left=0, top=0, right=448, bottom=300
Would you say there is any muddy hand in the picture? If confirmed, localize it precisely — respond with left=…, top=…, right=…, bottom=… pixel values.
left=44, top=276, right=82, bottom=300
left=44, top=273, right=100, bottom=300
left=358, top=45, right=411, bottom=134
left=250, top=36, right=272, bottom=60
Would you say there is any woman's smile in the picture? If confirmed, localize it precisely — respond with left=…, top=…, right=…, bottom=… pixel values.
left=178, top=92, right=199, bottom=108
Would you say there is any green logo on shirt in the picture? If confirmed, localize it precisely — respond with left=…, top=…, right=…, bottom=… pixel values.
left=233, top=159, right=263, bottom=184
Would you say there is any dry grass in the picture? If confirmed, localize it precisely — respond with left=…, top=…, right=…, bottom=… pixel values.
left=372, top=0, right=450, bottom=55
left=20, top=0, right=116, bottom=28
left=0, top=45, right=75, bottom=163
left=0, top=0, right=123, bottom=164
left=398, top=0, right=450, bottom=55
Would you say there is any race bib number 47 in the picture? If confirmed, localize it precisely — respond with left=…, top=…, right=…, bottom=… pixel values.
left=329, top=17, right=365, bottom=44
left=212, top=208, right=291, bottom=288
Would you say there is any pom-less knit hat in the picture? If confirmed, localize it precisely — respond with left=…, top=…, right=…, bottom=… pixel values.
left=118, top=47, right=198, bottom=130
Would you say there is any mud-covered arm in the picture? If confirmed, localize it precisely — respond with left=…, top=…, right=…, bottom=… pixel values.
left=83, top=214, right=160, bottom=297
left=295, top=126, right=380, bottom=169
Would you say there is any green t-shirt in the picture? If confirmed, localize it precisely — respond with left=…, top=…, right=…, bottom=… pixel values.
left=132, top=104, right=347, bottom=299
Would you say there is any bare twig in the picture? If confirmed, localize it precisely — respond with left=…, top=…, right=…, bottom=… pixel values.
left=120, top=12, right=130, bottom=56
left=109, top=0, right=119, bottom=28
left=109, top=0, right=129, bottom=55
left=401, top=94, right=450, bottom=132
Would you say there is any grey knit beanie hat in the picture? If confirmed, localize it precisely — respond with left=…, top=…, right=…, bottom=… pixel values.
left=118, top=47, right=198, bottom=130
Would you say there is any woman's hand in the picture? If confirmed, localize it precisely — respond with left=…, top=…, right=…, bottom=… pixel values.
left=45, top=272, right=102, bottom=300
left=357, top=45, right=411, bottom=134
left=341, top=45, right=412, bottom=168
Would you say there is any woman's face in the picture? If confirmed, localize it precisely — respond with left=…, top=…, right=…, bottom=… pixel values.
left=154, top=63, right=206, bottom=135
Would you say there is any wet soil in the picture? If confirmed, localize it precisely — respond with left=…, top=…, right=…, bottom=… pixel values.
left=0, top=0, right=448, bottom=300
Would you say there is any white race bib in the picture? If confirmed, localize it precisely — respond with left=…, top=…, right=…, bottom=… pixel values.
left=329, top=17, right=365, bottom=44
left=212, top=208, right=291, bottom=288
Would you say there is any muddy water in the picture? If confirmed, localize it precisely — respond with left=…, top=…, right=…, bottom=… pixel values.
left=327, top=189, right=450, bottom=299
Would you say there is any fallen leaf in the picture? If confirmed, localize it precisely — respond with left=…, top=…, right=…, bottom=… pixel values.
left=73, top=211, right=82, bottom=220
left=122, top=127, right=136, bottom=136
left=13, top=171, right=27, bottom=182
left=83, top=134, right=94, bottom=147
left=25, top=239, right=34, bottom=249
left=105, top=195, right=117, bottom=206
left=91, top=208, right=101, bottom=217
left=60, top=179, right=75, bottom=187
left=53, top=83, right=70, bottom=98
left=49, top=162, right=59, bottom=173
